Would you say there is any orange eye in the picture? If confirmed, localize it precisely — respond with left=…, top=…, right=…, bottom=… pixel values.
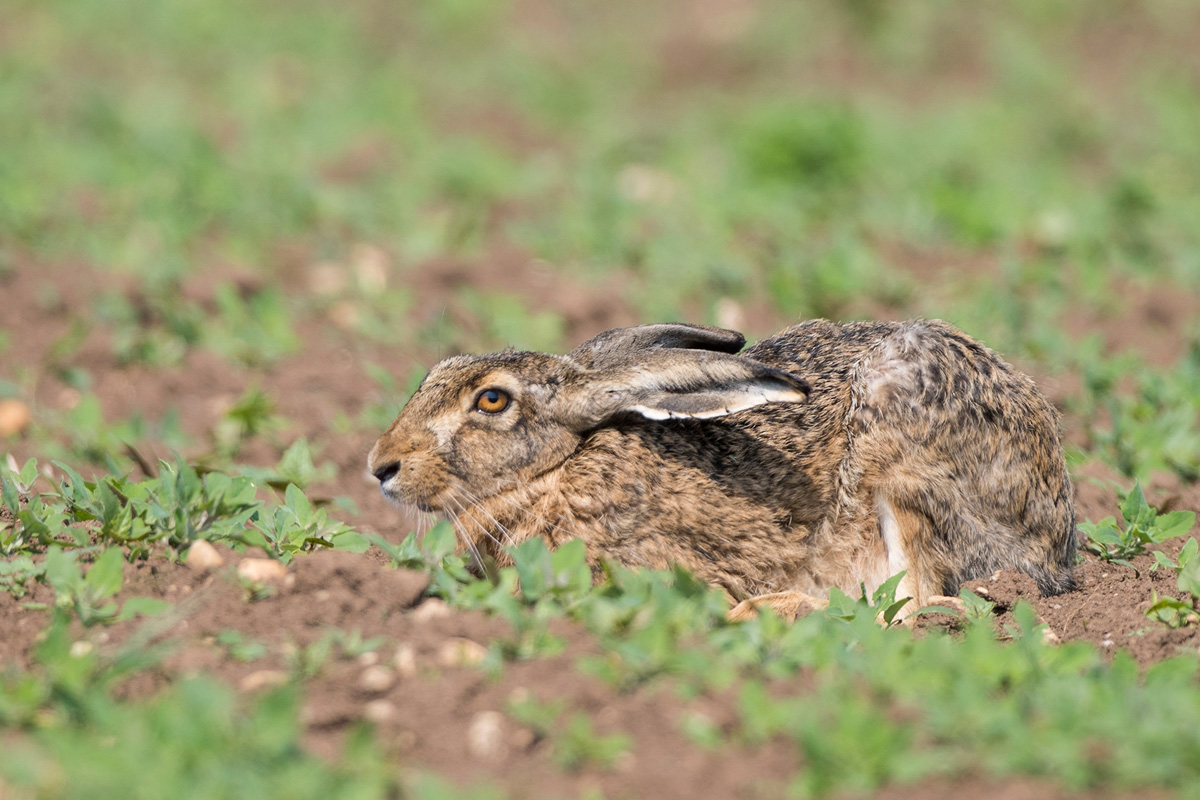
left=474, top=388, right=511, bottom=414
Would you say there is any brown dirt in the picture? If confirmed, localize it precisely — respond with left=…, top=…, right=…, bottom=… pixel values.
left=0, top=541, right=1185, bottom=800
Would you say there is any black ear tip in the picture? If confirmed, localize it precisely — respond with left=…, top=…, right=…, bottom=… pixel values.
left=767, top=367, right=810, bottom=394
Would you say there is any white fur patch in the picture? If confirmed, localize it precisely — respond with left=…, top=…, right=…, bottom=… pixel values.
left=631, top=385, right=808, bottom=421
left=863, top=337, right=920, bottom=408
left=876, top=491, right=913, bottom=601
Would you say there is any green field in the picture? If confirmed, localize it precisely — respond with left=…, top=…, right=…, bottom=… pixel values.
left=3, top=1, right=1200, bottom=797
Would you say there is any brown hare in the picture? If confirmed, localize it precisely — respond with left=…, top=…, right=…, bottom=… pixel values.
left=368, top=320, right=1076, bottom=618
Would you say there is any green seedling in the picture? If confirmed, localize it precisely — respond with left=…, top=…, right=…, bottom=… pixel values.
left=211, top=386, right=284, bottom=460
left=1145, top=592, right=1199, bottom=628
left=236, top=438, right=337, bottom=492
left=507, top=695, right=631, bottom=771
left=216, top=630, right=270, bottom=663
left=1078, top=482, right=1195, bottom=569
left=41, top=547, right=124, bottom=626
left=1146, top=538, right=1200, bottom=628
left=957, top=587, right=997, bottom=624
left=825, top=570, right=911, bottom=628
left=328, top=628, right=387, bottom=659
left=250, top=484, right=368, bottom=563
left=366, top=522, right=475, bottom=600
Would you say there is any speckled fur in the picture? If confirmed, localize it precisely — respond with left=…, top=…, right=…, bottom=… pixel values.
left=368, top=320, right=1076, bottom=609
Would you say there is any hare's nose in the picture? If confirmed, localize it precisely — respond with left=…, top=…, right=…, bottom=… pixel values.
left=372, top=461, right=401, bottom=484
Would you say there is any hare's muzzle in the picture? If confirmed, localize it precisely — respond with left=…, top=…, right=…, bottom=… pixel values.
left=371, top=460, right=401, bottom=485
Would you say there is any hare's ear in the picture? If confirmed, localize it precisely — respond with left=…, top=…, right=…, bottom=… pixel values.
left=570, top=323, right=746, bottom=369
left=555, top=349, right=810, bottom=430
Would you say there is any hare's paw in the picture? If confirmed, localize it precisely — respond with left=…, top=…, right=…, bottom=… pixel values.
left=727, top=591, right=827, bottom=622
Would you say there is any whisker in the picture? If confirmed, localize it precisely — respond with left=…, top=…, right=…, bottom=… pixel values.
left=482, top=485, right=576, bottom=543
left=442, top=502, right=486, bottom=573
left=457, top=487, right=517, bottom=547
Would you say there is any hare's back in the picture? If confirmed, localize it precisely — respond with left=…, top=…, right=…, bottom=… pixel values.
left=746, top=319, right=1042, bottom=420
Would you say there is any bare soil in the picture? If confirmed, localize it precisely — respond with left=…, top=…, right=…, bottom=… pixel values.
left=3, top=252, right=1200, bottom=798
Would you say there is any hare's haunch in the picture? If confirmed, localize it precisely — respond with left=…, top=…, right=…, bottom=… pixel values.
left=369, top=320, right=1076, bottom=614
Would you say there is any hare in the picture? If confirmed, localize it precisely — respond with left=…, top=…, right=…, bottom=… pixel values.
left=368, top=320, right=1076, bottom=618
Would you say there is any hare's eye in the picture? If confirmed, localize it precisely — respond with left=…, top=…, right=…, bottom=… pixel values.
left=474, top=388, right=511, bottom=414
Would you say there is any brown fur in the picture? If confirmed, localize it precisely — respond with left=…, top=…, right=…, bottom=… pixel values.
left=368, top=320, right=1076, bottom=613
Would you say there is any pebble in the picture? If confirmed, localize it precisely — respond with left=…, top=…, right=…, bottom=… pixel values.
left=0, top=399, right=32, bottom=437
left=240, top=670, right=289, bottom=691
left=237, top=558, right=290, bottom=585
left=438, top=637, right=488, bottom=668
left=411, top=598, right=451, bottom=622
left=363, top=700, right=397, bottom=724
left=358, top=665, right=396, bottom=693
left=466, top=711, right=507, bottom=761
left=393, top=643, right=418, bottom=677
left=186, top=540, right=224, bottom=571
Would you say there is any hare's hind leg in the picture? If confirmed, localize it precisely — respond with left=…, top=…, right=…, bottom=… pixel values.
left=874, top=488, right=955, bottom=612
left=727, top=591, right=828, bottom=622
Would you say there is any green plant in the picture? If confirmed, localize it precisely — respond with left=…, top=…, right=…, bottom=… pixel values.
left=1078, top=482, right=1195, bottom=569
left=1146, top=538, right=1200, bottom=628
left=956, top=587, right=998, bottom=625
left=508, top=695, right=631, bottom=771
left=1075, top=348, right=1200, bottom=481
left=211, top=386, right=284, bottom=460
left=250, top=484, right=368, bottom=563
left=825, top=571, right=912, bottom=628
left=237, top=438, right=337, bottom=492
left=216, top=630, right=269, bottom=663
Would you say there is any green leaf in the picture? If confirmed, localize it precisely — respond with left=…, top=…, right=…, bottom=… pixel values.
left=1119, top=481, right=1153, bottom=528
left=1178, top=557, right=1200, bottom=599
left=871, top=570, right=908, bottom=606
left=84, top=547, right=125, bottom=599
left=1, top=472, right=19, bottom=515
left=881, top=597, right=911, bottom=626
left=44, top=547, right=82, bottom=593
left=1145, top=655, right=1200, bottom=686
left=1156, top=510, right=1196, bottom=541
left=331, top=531, right=370, bottom=553
left=117, top=596, right=172, bottom=621
left=18, top=458, right=39, bottom=488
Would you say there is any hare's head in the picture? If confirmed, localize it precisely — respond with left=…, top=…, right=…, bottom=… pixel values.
left=367, top=323, right=810, bottom=513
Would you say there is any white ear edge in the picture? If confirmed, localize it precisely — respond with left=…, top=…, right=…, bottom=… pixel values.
left=629, top=385, right=809, bottom=421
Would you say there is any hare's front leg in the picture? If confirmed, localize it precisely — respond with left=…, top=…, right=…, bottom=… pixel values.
left=726, top=591, right=828, bottom=622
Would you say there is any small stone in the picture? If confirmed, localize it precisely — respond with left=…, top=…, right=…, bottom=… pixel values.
left=393, top=643, right=417, bottom=677
left=438, top=637, right=488, bottom=668
left=356, top=650, right=380, bottom=667
left=351, top=243, right=390, bottom=291
left=363, top=700, right=397, bottom=724
left=467, top=711, right=507, bottom=761
left=0, top=399, right=32, bottom=437
left=186, top=540, right=224, bottom=571
left=411, top=598, right=451, bottom=622
left=307, top=262, right=349, bottom=296
left=328, top=300, right=360, bottom=330
left=1100, top=639, right=1115, bottom=648
left=237, top=558, right=289, bottom=585
left=70, top=641, right=94, bottom=658
left=240, top=670, right=289, bottom=691
left=1041, top=627, right=1061, bottom=646
left=358, top=665, right=395, bottom=693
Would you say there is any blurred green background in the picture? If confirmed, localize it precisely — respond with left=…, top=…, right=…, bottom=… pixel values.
left=4, top=0, right=1199, bottom=354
